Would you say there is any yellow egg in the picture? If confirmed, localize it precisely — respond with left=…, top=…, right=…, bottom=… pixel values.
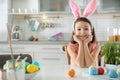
left=89, top=65, right=96, bottom=68
left=29, top=35, right=34, bottom=38
left=34, top=65, right=39, bottom=72
left=15, top=62, right=24, bottom=68
left=117, top=68, right=120, bottom=75
left=27, top=64, right=35, bottom=73
left=8, top=63, right=14, bottom=69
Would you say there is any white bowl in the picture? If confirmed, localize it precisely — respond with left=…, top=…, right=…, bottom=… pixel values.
left=25, top=70, right=40, bottom=80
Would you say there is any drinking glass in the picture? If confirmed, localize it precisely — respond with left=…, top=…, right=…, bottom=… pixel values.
left=6, top=59, right=25, bottom=80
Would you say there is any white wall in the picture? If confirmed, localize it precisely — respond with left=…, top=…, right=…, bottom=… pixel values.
left=9, top=13, right=120, bottom=41
left=1, top=0, right=120, bottom=42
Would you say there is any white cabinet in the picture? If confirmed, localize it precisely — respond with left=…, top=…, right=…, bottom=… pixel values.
left=8, top=0, right=39, bottom=14
left=0, top=43, right=67, bottom=66
left=0, top=44, right=34, bottom=60
left=8, top=0, right=70, bottom=15
left=32, top=45, right=66, bottom=66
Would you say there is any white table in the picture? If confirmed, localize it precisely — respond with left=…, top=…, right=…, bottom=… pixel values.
left=33, top=65, right=120, bottom=80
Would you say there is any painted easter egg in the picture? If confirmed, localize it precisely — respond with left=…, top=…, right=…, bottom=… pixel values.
left=67, top=69, right=75, bottom=78
left=97, top=67, right=104, bottom=75
left=89, top=67, right=98, bottom=75
left=26, top=64, right=35, bottom=73
left=117, top=68, right=120, bottom=76
left=108, top=70, right=118, bottom=78
left=32, top=61, right=40, bottom=68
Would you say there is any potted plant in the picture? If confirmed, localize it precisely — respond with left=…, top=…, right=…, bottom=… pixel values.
left=101, top=41, right=120, bottom=70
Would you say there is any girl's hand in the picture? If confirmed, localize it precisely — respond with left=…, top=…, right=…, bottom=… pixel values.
left=73, top=35, right=82, bottom=43
left=84, top=35, right=93, bottom=44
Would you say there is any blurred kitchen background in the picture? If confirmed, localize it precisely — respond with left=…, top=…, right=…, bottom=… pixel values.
left=0, top=0, right=120, bottom=42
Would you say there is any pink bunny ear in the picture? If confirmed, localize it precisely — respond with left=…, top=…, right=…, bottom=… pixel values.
left=69, top=0, right=81, bottom=19
left=83, top=0, right=96, bottom=17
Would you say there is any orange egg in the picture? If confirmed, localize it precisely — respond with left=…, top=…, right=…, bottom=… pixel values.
left=67, top=69, right=75, bottom=78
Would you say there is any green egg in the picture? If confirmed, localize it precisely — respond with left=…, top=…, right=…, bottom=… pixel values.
left=3, top=64, right=7, bottom=70
left=25, top=62, right=30, bottom=73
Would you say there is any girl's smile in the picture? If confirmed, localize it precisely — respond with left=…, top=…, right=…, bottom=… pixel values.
left=74, top=21, right=92, bottom=37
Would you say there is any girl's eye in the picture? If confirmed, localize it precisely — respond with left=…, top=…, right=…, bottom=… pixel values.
left=78, top=29, right=81, bottom=31
left=84, top=28, right=88, bottom=30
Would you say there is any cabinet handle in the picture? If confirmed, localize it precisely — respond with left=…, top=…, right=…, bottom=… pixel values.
left=42, top=58, right=60, bottom=60
left=42, top=48, right=59, bottom=50
left=8, top=47, right=24, bottom=49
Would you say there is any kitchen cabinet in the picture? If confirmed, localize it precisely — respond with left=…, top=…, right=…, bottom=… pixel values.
left=0, top=43, right=67, bottom=66
left=74, top=0, right=91, bottom=9
left=0, top=44, right=34, bottom=59
left=33, top=44, right=66, bottom=66
left=8, top=0, right=39, bottom=14
left=40, top=0, right=70, bottom=12
left=97, top=0, right=120, bottom=13
left=8, top=0, right=70, bottom=15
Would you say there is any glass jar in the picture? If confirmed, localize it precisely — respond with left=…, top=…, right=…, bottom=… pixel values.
left=6, top=59, right=25, bottom=80
left=107, top=27, right=117, bottom=41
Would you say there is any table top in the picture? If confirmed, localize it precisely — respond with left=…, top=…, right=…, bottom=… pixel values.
left=33, top=65, right=120, bottom=80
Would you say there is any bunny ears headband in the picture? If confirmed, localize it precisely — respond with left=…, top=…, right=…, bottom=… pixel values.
left=69, top=0, right=96, bottom=19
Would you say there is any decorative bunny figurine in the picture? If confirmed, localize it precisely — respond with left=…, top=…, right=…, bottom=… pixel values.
left=69, top=0, right=97, bottom=19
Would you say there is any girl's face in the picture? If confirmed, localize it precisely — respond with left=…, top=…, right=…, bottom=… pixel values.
left=74, top=21, right=92, bottom=39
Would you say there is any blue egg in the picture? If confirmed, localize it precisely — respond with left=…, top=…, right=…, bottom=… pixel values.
left=16, top=66, right=22, bottom=70
left=108, top=70, right=118, bottom=78
left=28, top=38, right=34, bottom=41
left=32, top=61, right=40, bottom=68
left=89, top=67, right=98, bottom=75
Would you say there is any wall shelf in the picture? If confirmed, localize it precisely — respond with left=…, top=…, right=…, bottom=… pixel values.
left=8, top=12, right=73, bottom=19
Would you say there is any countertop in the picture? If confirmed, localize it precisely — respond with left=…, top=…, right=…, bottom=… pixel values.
left=0, top=40, right=105, bottom=45
left=0, top=40, right=69, bottom=45
left=33, top=65, right=120, bottom=80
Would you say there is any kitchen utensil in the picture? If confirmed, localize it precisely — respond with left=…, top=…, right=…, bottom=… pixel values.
left=11, top=24, right=22, bottom=40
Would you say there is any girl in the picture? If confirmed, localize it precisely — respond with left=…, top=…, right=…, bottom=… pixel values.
left=67, top=17, right=101, bottom=68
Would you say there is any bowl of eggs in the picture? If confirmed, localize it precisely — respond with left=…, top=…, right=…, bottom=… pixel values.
left=25, top=61, right=40, bottom=80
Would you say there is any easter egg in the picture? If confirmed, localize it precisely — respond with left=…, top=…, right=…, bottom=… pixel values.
left=67, top=69, right=75, bottom=78
left=97, top=67, right=104, bottom=75
left=15, top=62, right=24, bottom=69
left=28, top=38, right=34, bottom=41
left=89, top=67, right=98, bottom=75
left=8, top=63, right=14, bottom=69
left=89, top=65, right=96, bottom=68
left=32, top=61, right=40, bottom=68
left=25, top=62, right=30, bottom=73
left=117, top=68, right=120, bottom=75
left=29, top=34, right=34, bottom=38
left=34, top=65, right=39, bottom=72
left=26, top=64, right=35, bottom=73
left=15, top=62, right=23, bottom=66
left=108, top=70, right=118, bottom=78
left=34, top=38, right=39, bottom=41
left=25, top=62, right=30, bottom=67
left=3, top=63, right=7, bottom=70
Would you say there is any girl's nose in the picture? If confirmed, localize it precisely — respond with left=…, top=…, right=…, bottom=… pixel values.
left=80, top=29, right=85, bottom=35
